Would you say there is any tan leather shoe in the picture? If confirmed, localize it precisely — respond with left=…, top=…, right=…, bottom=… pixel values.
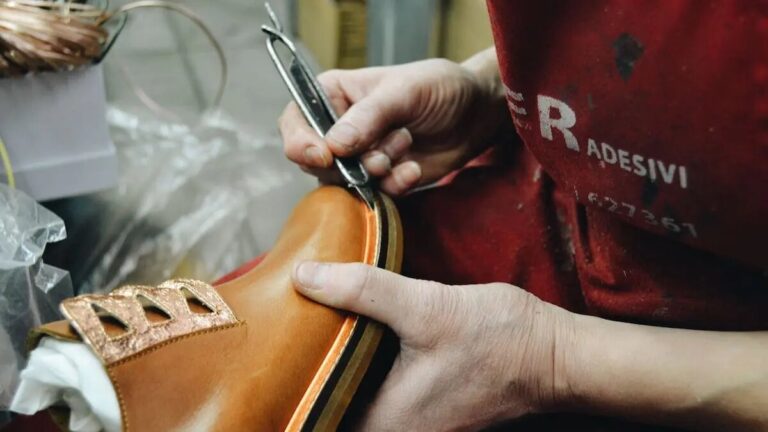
left=31, top=185, right=402, bottom=431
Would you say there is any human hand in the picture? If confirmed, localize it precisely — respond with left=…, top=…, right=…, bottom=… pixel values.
left=279, top=54, right=506, bottom=196
left=291, top=262, right=575, bottom=431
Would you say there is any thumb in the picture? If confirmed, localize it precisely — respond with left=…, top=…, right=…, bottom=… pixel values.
left=324, top=87, right=412, bottom=156
left=292, top=261, right=432, bottom=338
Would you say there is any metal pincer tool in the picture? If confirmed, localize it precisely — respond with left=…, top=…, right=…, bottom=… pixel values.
left=261, top=2, right=376, bottom=209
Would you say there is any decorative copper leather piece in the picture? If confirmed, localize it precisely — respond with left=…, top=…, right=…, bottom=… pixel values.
left=59, top=279, right=238, bottom=364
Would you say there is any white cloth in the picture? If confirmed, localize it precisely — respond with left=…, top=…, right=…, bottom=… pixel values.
left=10, top=338, right=121, bottom=432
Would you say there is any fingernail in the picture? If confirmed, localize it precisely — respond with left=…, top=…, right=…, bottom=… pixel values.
left=396, top=161, right=422, bottom=187
left=294, top=261, right=325, bottom=290
left=380, top=128, right=411, bottom=157
left=362, top=151, right=391, bottom=173
left=325, top=123, right=359, bottom=151
left=304, top=146, right=329, bottom=167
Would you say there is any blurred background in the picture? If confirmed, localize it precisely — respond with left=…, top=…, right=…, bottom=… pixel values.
left=99, top=0, right=494, bottom=135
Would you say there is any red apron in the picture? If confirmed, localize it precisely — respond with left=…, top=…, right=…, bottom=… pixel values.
left=399, top=1, right=768, bottom=428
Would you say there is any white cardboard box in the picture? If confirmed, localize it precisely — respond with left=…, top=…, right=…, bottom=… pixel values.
left=0, top=65, right=117, bottom=201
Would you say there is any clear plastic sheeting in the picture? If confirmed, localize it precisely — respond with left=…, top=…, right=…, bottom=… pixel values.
left=44, top=107, right=314, bottom=295
left=0, top=184, right=73, bottom=410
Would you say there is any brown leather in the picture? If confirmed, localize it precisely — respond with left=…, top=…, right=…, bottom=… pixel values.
left=36, top=185, right=401, bottom=431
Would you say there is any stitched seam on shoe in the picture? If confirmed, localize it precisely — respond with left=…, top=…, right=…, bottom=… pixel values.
left=110, top=320, right=244, bottom=367
left=106, top=366, right=129, bottom=432
left=105, top=321, right=245, bottom=432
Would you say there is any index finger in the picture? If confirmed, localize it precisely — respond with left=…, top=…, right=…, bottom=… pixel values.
left=279, top=101, right=333, bottom=168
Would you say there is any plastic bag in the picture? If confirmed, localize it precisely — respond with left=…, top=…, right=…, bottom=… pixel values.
left=44, top=107, right=314, bottom=295
left=0, top=184, right=73, bottom=409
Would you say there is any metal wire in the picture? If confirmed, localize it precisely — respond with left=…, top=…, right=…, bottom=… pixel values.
left=0, top=0, right=227, bottom=112
left=104, top=1, right=228, bottom=112
left=0, top=0, right=109, bottom=76
left=0, top=135, right=15, bottom=188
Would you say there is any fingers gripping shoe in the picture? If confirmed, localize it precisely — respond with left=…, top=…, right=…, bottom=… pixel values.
left=31, top=186, right=402, bottom=431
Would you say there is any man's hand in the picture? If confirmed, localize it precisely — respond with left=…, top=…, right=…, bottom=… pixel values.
left=292, top=261, right=574, bottom=431
left=278, top=50, right=507, bottom=196
left=292, top=262, right=768, bottom=431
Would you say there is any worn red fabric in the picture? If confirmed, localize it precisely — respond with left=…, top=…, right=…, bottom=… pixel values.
left=398, top=1, right=768, bottom=429
left=403, top=0, right=768, bottom=328
left=490, top=0, right=768, bottom=268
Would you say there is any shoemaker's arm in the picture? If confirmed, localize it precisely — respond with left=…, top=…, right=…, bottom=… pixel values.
left=291, top=262, right=768, bottom=431
left=462, top=47, right=505, bottom=101
left=562, top=314, right=768, bottom=431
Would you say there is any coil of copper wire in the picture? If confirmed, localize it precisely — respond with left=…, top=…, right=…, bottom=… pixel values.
left=0, top=0, right=226, bottom=112
left=0, top=0, right=111, bottom=76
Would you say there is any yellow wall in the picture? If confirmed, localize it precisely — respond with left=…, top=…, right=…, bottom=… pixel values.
left=439, top=0, right=494, bottom=62
left=297, top=0, right=366, bottom=70
left=297, top=0, right=494, bottom=68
